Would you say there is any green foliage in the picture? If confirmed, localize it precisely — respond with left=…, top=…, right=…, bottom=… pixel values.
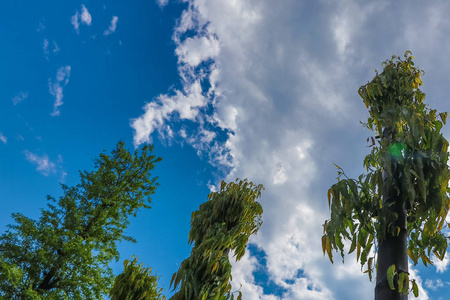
left=322, top=52, right=450, bottom=296
left=170, top=179, right=264, bottom=300
left=398, top=270, right=408, bottom=294
left=387, top=264, right=396, bottom=290
left=110, top=256, right=165, bottom=300
left=0, top=258, right=26, bottom=298
left=0, top=141, right=161, bottom=299
left=412, top=279, right=419, bottom=297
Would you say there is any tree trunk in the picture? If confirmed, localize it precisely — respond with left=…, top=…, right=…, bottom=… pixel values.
left=375, top=129, right=408, bottom=300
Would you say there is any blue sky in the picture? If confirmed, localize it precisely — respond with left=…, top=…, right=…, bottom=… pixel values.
left=2, top=0, right=450, bottom=299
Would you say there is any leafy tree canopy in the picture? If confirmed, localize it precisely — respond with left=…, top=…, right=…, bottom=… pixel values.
left=110, top=256, right=165, bottom=300
left=170, top=179, right=264, bottom=300
left=0, top=141, right=161, bottom=299
left=322, top=52, right=450, bottom=296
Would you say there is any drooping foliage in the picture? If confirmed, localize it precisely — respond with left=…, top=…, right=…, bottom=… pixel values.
left=0, top=141, right=161, bottom=299
left=170, top=179, right=264, bottom=300
left=110, top=256, right=165, bottom=300
left=322, top=52, right=450, bottom=296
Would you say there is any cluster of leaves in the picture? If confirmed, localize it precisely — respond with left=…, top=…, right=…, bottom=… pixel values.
left=170, top=179, right=264, bottom=300
left=386, top=264, right=419, bottom=297
left=0, top=141, right=161, bottom=299
left=322, top=52, right=450, bottom=294
left=110, top=256, right=165, bottom=300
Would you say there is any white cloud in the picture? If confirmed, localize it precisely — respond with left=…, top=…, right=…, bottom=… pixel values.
left=37, top=21, right=45, bottom=32
left=176, top=35, right=220, bottom=67
left=0, top=133, right=7, bottom=144
left=12, top=91, right=28, bottom=105
left=330, top=2, right=387, bottom=60
left=228, top=251, right=269, bottom=300
left=433, top=252, right=450, bottom=273
left=130, top=4, right=226, bottom=167
left=156, top=0, right=169, bottom=8
left=409, top=264, right=429, bottom=300
left=71, top=11, right=80, bottom=32
left=43, top=40, right=59, bottom=59
left=207, top=181, right=218, bottom=193
left=131, top=80, right=207, bottom=146
left=24, top=151, right=66, bottom=178
left=71, top=4, right=92, bottom=33
left=104, top=16, right=119, bottom=36
left=43, top=38, right=49, bottom=58
left=24, top=151, right=56, bottom=176
left=81, top=5, right=92, bottom=25
left=272, top=162, right=287, bottom=185
left=425, top=278, right=445, bottom=291
left=132, top=0, right=450, bottom=298
left=53, top=41, right=60, bottom=53
left=48, top=66, right=71, bottom=116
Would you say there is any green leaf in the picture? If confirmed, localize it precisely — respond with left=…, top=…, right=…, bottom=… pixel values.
left=327, top=189, right=332, bottom=209
left=398, top=272, right=405, bottom=294
left=408, top=248, right=419, bottom=265
left=415, top=157, right=426, bottom=203
left=360, top=244, right=372, bottom=266
left=412, top=280, right=419, bottom=297
left=356, top=242, right=361, bottom=262
left=440, top=112, right=448, bottom=125
left=321, top=235, right=327, bottom=256
left=326, top=235, right=333, bottom=264
left=367, top=257, right=373, bottom=281
left=388, top=142, right=405, bottom=157
left=348, top=180, right=358, bottom=196
left=435, top=120, right=443, bottom=133
left=402, top=273, right=409, bottom=294
left=387, top=265, right=396, bottom=290
left=409, top=168, right=419, bottom=178
left=335, top=232, right=344, bottom=251
left=348, top=235, right=357, bottom=254
left=430, top=110, right=436, bottom=122
left=420, top=253, right=432, bottom=267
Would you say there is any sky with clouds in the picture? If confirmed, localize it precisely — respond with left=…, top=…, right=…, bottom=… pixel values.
left=2, top=0, right=450, bottom=299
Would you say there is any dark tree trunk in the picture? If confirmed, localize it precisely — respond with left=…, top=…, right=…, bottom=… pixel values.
left=375, top=129, right=408, bottom=300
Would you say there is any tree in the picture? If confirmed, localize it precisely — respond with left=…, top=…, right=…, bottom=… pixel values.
left=170, top=179, right=264, bottom=300
left=110, top=256, right=166, bottom=300
left=322, top=52, right=450, bottom=299
left=0, top=141, right=161, bottom=299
